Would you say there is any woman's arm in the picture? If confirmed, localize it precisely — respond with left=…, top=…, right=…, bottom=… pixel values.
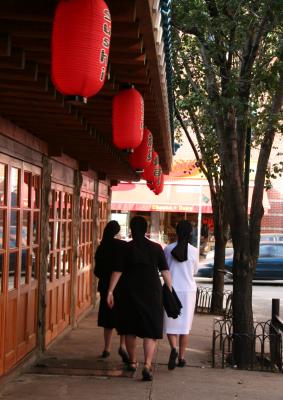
left=107, top=271, right=122, bottom=308
left=161, top=269, right=172, bottom=291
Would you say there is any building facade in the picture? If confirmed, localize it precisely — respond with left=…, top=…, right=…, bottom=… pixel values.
left=0, top=0, right=173, bottom=377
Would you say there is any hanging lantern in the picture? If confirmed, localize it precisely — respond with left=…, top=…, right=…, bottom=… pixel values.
left=154, top=173, right=164, bottom=195
left=51, top=0, right=111, bottom=98
left=112, top=88, right=144, bottom=151
left=152, top=164, right=162, bottom=189
left=128, top=128, right=153, bottom=172
left=142, top=151, right=159, bottom=183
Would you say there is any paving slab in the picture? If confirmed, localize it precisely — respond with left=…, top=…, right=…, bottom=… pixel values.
left=1, top=311, right=282, bottom=400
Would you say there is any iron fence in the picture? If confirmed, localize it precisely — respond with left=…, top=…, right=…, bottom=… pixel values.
left=212, top=316, right=283, bottom=371
left=196, top=286, right=232, bottom=317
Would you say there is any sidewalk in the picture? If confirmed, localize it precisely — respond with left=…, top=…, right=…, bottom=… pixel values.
left=0, top=311, right=282, bottom=400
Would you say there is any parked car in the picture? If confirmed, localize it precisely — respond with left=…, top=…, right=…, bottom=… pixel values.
left=197, top=243, right=283, bottom=280
left=260, top=233, right=283, bottom=243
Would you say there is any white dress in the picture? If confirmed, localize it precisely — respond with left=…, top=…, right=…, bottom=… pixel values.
left=163, top=242, right=199, bottom=334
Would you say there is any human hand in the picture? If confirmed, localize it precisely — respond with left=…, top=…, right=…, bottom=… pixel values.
left=107, top=291, right=114, bottom=308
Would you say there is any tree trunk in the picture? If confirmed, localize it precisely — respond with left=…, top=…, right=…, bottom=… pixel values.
left=232, top=253, right=255, bottom=367
left=211, top=229, right=226, bottom=314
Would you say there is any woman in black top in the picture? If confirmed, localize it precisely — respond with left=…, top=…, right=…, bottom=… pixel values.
left=107, top=216, right=172, bottom=381
left=94, top=220, right=128, bottom=363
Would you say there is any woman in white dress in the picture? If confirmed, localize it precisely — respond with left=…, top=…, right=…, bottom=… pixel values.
left=163, top=220, right=199, bottom=369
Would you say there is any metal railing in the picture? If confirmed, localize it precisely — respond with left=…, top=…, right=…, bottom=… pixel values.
left=195, top=286, right=232, bottom=316
left=212, top=299, right=283, bottom=372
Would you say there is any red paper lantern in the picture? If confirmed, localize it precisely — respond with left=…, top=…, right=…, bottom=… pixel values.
left=142, top=151, right=159, bottom=183
left=52, top=0, right=111, bottom=98
left=129, top=128, right=153, bottom=172
left=112, top=88, right=144, bottom=151
left=154, top=173, right=164, bottom=195
left=152, top=164, right=162, bottom=189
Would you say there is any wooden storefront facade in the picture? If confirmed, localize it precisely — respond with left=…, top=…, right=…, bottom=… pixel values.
left=0, top=0, right=173, bottom=378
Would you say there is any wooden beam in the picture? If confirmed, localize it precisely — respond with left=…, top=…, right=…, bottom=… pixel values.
left=0, top=32, right=11, bottom=56
left=48, top=144, right=63, bottom=157
left=78, top=161, right=90, bottom=172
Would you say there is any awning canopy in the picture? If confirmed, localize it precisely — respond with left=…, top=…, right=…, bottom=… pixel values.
left=111, top=182, right=270, bottom=213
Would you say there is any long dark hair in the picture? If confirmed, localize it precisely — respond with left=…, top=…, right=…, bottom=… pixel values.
left=171, top=220, right=192, bottom=262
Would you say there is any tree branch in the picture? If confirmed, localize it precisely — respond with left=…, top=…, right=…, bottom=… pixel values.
left=205, top=0, right=219, bottom=18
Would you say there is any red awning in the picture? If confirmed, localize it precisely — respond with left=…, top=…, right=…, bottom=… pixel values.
left=111, top=182, right=270, bottom=214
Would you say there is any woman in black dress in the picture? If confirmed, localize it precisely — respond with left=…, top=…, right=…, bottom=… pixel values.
left=94, top=220, right=128, bottom=363
left=107, top=216, right=172, bottom=381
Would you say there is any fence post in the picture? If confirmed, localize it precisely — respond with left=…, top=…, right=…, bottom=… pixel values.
left=270, top=298, right=281, bottom=370
left=272, top=299, right=280, bottom=327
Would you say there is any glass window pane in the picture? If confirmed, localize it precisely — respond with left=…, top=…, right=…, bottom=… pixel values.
left=47, top=254, right=51, bottom=281
left=56, top=191, right=61, bottom=218
left=23, top=172, right=31, bottom=208
left=20, top=249, right=28, bottom=285
left=62, top=222, right=66, bottom=248
left=10, top=167, right=19, bottom=207
left=49, top=190, right=55, bottom=218
left=66, top=250, right=71, bottom=274
left=31, top=249, right=38, bottom=280
left=8, top=252, right=17, bottom=290
left=49, top=222, right=53, bottom=249
left=53, top=253, right=58, bottom=279
left=60, top=250, right=64, bottom=276
left=9, top=210, right=18, bottom=248
left=0, top=253, right=3, bottom=292
left=22, top=211, right=30, bottom=247
left=32, top=175, right=40, bottom=209
left=0, top=210, right=4, bottom=249
left=33, top=212, right=39, bottom=244
left=0, top=164, right=6, bottom=206
left=56, top=222, right=61, bottom=249
left=67, top=194, right=72, bottom=219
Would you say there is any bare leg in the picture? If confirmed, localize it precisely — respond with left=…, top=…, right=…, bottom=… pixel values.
left=125, top=335, right=137, bottom=362
left=179, top=334, right=189, bottom=360
left=167, top=334, right=178, bottom=370
left=143, top=338, right=157, bottom=368
left=103, top=328, right=113, bottom=352
left=118, top=335, right=129, bottom=363
left=167, top=334, right=178, bottom=350
left=119, top=335, right=126, bottom=349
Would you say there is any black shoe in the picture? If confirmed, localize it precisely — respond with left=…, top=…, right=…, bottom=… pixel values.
left=127, top=362, right=138, bottom=372
left=118, top=347, right=130, bottom=364
left=142, top=366, right=153, bottom=381
left=178, top=358, right=186, bottom=367
left=168, top=348, right=178, bottom=370
left=101, top=350, right=110, bottom=358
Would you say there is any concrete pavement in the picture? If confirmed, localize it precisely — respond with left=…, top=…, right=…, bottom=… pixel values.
left=0, top=311, right=282, bottom=400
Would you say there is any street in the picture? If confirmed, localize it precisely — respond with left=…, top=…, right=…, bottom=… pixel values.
left=197, top=280, right=283, bottom=322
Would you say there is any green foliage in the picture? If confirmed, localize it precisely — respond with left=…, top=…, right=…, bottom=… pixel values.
left=173, top=0, right=283, bottom=185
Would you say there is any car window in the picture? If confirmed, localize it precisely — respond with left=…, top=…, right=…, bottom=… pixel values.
left=276, top=245, right=283, bottom=257
left=259, top=245, right=276, bottom=257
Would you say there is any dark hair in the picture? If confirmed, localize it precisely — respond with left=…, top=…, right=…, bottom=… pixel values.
left=176, top=220, right=192, bottom=241
left=171, top=220, right=193, bottom=262
left=130, top=216, right=147, bottom=237
left=102, top=220, right=120, bottom=242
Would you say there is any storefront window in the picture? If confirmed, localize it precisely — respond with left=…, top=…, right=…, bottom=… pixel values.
left=10, top=167, right=19, bottom=207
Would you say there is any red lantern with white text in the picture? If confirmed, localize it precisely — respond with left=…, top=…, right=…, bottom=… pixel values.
left=129, top=128, right=153, bottom=172
left=154, top=173, right=164, bottom=195
left=112, top=88, right=144, bottom=151
left=142, top=151, right=158, bottom=183
left=52, top=0, right=111, bottom=98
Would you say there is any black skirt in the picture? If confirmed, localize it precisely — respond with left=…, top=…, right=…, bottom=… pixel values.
left=97, top=291, right=117, bottom=329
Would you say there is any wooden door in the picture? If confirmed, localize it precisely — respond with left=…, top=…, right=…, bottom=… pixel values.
left=45, top=184, right=73, bottom=345
left=76, top=193, right=94, bottom=317
left=98, top=200, right=108, bottom=242
left=0, top=156, right=41, bottom=375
